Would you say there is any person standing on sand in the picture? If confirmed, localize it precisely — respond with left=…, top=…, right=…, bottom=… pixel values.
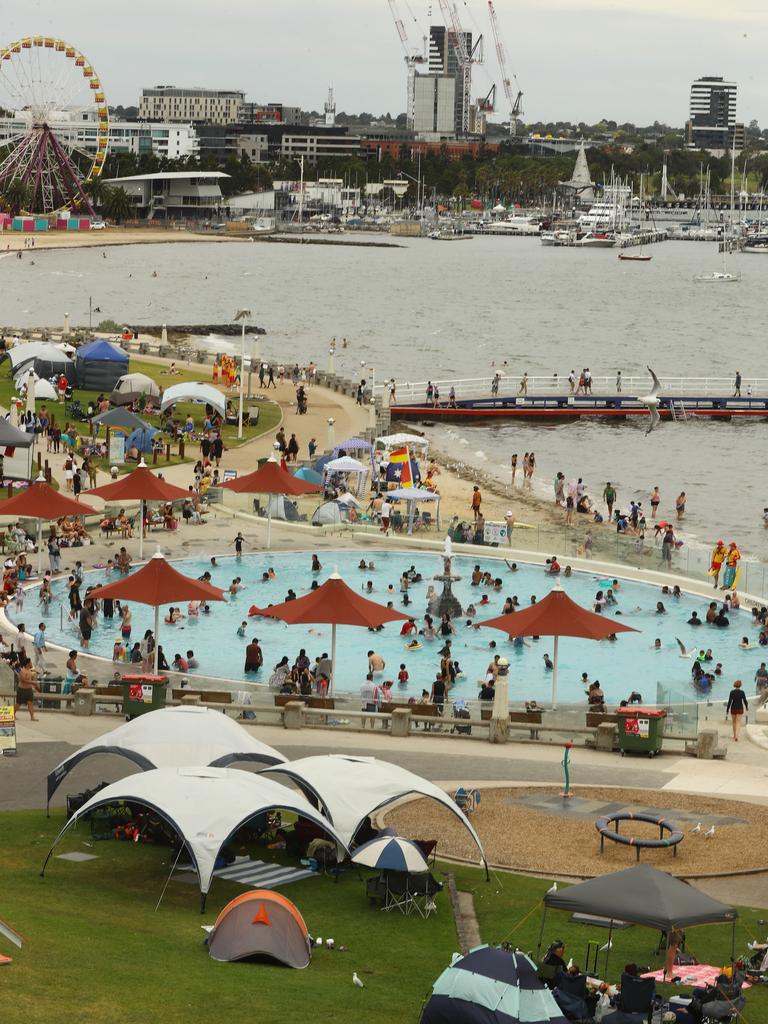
left=510, top=453, right=518, bottom=486
left=675, top=491, right=686, bottom=520
left=650, top=486, right=661, bottom=518
left=522, top=452, right=530, bottom=482
left=527, top=452, right=536, bottom=488
left=554, top=472, right=565, bottom=504
left=471, top=485, right=482, bottom=521
left=603, top=482, right=617, bottom=519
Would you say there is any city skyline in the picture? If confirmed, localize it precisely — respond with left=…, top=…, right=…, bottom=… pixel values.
left=3, top=0, right=767, bottom=126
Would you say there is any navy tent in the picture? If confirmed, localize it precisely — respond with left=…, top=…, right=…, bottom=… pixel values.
left=76, top=340, right=129, bottom=391
left=421, top=947, right=567, bottom=1024
left=126, top=426, right=159, bottom=454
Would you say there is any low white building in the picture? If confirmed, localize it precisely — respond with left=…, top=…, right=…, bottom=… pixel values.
left=102, top=171, right=229, bottom=219
left=0, top=113, right=199, bottom=161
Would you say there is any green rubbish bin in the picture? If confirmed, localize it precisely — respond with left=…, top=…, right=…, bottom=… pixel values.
left=617, top=707, right=666, bottom=758
left=121, top=675, right=169, bottom=720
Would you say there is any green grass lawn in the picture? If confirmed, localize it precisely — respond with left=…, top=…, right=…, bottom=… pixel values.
left=3, top=811, right=456, bottom=1024
left=0, top=356, right=281, bottom=472
left=2, top=810, right=765, bottom=1024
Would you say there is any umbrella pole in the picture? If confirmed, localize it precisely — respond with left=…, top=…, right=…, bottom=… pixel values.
left=139, top=499, right=144, bottom=561
left=153, top=605, right=160, bottom=675
left=330, top=622, right=337, bottom=695
left=37, top=519, right=42, bottom=574
left=603, top=919, right=614, bottom=979
left=536, top=906, right=548, bottom=959
left=551, top=634, right=559, bottom=709
left=266, top=506, right=272, bottom=549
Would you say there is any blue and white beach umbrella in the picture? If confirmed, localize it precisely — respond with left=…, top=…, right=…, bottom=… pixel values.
left=351, top=835, right=429, bottom=873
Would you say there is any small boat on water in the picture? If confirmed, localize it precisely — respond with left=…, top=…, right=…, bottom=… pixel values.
left=578, top=232, right=616, bottom=248
left=694, top=270, right=741, bottom=283
left=618, top=253, right=652, bottom=262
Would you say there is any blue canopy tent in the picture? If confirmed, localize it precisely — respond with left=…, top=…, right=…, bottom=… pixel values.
left=293, top=466, right=323, bottom=485
left=126, top=426, right=159, bottom=454
left=76, top=340, right=129, bottom=391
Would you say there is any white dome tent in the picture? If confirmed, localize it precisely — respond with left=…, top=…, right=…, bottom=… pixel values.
left=42, top=767, right=349, bottom=910
left=45, top=706, right=286, bottom=810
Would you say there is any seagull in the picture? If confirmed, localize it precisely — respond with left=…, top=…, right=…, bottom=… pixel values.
left=638, top=365, right=662, bottom=436
left=546, top=882, right=558, bottom=895
left=704, top=825, right=716, bottom=839
left=676, top=637, right=697, bottom=659
left=567, top=957, right=574, bottom=970
left=600, top=940, right=613, bottom=952
left=690, top=822, right=702, bottom=835
left=353, top=972, right=365, bottom=988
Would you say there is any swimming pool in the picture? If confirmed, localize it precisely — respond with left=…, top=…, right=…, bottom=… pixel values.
left=20, top=550, right=759, bottom=703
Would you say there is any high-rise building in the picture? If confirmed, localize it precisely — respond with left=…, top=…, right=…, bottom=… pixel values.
left=412, top=74, right=456, bottom=135
left=428, top=24, right=471, bottom=135
left=139, top=86, right=245, bottom=125
left=686, top=76, right=738, bottom=150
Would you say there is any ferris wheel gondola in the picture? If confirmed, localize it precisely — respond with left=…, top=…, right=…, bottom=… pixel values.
left=0, top=37, right=109, bottom=215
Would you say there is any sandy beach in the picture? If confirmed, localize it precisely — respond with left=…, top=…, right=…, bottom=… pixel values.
left=0, top=226, right=241, bottom=254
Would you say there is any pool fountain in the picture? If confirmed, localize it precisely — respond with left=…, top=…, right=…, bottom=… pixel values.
left=427, top=536, right=463, bottom=619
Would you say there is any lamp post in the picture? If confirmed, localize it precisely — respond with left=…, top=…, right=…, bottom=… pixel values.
left=327, top=417, right=335, bottom=451
left=233, top=309, right=251, bottom=440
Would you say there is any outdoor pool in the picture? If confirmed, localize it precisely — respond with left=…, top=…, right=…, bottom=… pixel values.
left=20, top=550, right=759, bottom=703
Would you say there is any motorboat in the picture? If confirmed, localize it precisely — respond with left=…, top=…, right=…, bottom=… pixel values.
left=694, top=270, right=741, bottom=283
left=577, top=232, right=616, bottom=248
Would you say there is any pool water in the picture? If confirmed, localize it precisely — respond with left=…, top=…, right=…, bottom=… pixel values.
left=23, top=550, right=759, bottom=703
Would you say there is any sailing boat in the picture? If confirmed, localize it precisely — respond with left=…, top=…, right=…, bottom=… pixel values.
left=694, top=146, right=741, bottom=283
left=618, top=172, right=652, bottom=261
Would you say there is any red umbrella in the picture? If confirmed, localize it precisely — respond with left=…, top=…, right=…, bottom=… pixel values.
left=87, top=552, right=226, bottom=673
left=477, top=583, right=639, bottom=706
left=221, top=458, right=322, bottom=548
left=258, top=572, right=411, bottom=691
left=0, top=477, right=97, bottom=572
left=86, top=461, right=191, bottom=560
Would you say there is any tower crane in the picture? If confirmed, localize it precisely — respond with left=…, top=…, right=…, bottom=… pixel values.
left=437, top=0, right=484, bottom=133
left=487, top=0, right=523, bottom=136
left=386, top=0, right=427, bottom=129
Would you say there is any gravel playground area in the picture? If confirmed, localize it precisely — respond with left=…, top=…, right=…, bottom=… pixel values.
left=384, top=786, right=768, bottom=878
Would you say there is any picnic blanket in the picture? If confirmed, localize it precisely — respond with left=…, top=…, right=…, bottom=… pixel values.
left=177, top=857, right=316, bottom=890
left=642, top=964, right=751, bottom=989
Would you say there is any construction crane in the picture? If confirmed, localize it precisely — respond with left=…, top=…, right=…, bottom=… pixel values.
left=487, top=0, right=523, bottom=136
left=437, top=0, right=484, bottom=133
left=386, top=0, right=427, bottom=129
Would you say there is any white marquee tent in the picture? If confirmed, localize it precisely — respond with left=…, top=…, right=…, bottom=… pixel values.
left=376, top=433, right=429, bottom=450
left=323, top=455, right=369, bottom=497
left=46, top=706, right=286, bottom=809
left=161, top=382, right=225, bottom=418
left=263, top=755, right=486, bottom=869
left=387, top=486, right=441, bottom=533
left=42, top=767, right=349, bottom=908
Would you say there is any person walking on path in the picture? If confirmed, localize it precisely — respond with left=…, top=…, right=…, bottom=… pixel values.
left=726, top=679, right=748, bottom=740
left=603, top=481, right=617, bottom=519
left=518, top=372, right=528, bottom=395
left=616, top=370, right=622, bottom=393
left=15, top=656, right=39, bottom=721
left=734, top=370, right=742, bottom=397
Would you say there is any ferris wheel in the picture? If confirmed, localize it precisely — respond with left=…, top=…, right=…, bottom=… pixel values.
left=0, top=37, right=109, bottom=215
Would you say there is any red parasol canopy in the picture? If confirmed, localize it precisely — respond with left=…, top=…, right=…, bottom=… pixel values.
left=86, top=465, right=190, bottom=504
left=87, top=552, right=225, bottom=608
left=477, top=585, right=639, bottom=640
left=477, top=583, right=639, bottom=708
left=221, top=459, right=322, bottom=497
left=259, top=574, right=411, bottom=629
left=0, top=479, right=96, bottom=520
left=258, top=573, right=412, bottom=692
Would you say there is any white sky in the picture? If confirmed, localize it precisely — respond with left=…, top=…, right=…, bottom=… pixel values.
left=3, top=0, right=767, bottom=125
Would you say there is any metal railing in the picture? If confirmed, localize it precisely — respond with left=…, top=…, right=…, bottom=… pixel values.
left=378, top=375, right=768, bottom=404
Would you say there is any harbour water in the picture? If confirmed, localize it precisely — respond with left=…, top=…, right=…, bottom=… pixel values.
left=1, top=234, right=765, bottom=559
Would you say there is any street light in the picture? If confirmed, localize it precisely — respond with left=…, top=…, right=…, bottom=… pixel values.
left=233, top=308, right=251, bottom=440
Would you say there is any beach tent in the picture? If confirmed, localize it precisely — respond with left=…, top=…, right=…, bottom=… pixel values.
left=14, top=370, right=59, bottom=403
left=125, top=425, right=159, bottom=454
left=42, top=767, right=349, bottom=909
left=323, top=455, right=368, bottom=497
left=311, top=500, right=347, bottom=526
left=207, top=890, right=311, bottom=968
left=161, top=382, right=225, bottom=418
left=46, top=706, right=286, bottom=809
left=113, top=372, right=161, bottom=398
left=293, top=466, right=323, bottom=485
left=264, top=755, right=486, bottom=868
left=265, top=494, right=300, bottom=522
left=377, top=433, right=429, bottom=450
left=421, top=947, right=567, bottom=1024
left=75, top=339, right=129, bottom=391
left=9, top=342, right=75, bottom=383
left=332, top=437, right=373, bottom=458
left=91, top=407, right=149, bottom=433
left=387, top=486, right=441, bottom=533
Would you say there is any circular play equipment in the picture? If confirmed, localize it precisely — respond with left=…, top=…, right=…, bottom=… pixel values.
left=0, top=37, right=108, bottom=214
left=595, top=812, right=684, bottom=862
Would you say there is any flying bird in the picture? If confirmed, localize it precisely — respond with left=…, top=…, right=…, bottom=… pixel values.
left=353, top=972, right=365, bottom=988
left=690, top=822, right=702, bottom=835
left=639, top=365, right=662, bottom=436
left=676, top=638, right=697, bottom=659
left=704, top=825, right=716, bottom=839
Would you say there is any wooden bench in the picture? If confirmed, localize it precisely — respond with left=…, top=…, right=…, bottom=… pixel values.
left=172, top=688, right=203, bottom=701
left=94, top=684, right=124, bottom=711
left=585, top=711, right=620, bottom=750
left=586, top=711, right=619, bottom=728
left=480, top=709, right=543, bottom=739
left=201, top=691, right=232, bottom=705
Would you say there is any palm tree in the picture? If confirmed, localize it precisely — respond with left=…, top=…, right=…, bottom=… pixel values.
left=1, top=177, right=33, bottom=215
left=101, top=186, right=133, bottom=224
left=84, top=175, right=109, bottom=211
